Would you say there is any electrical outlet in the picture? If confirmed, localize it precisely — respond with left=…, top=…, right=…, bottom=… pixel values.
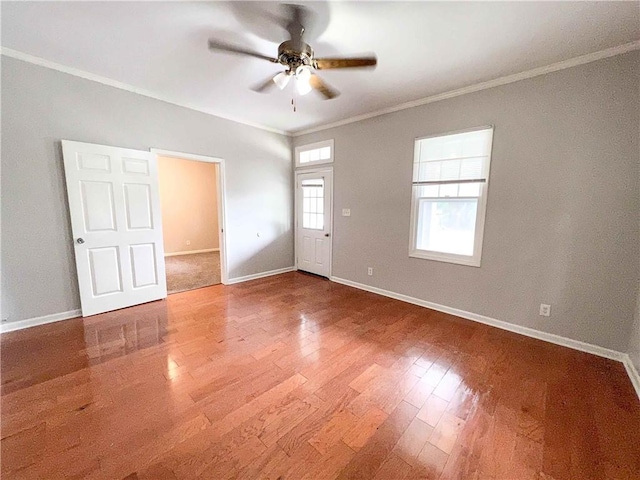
left=367, top=267, right=373, bottom=276
left=186, top=240, right=191, bottom=246
left=342, top=208, right=351, bottom=217
left=539, top=304, right=551, bottom=317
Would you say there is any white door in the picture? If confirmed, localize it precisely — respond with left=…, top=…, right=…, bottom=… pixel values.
left=62, top=140, right=167, bottom=316
left=296, top=170, right=332, bottom=277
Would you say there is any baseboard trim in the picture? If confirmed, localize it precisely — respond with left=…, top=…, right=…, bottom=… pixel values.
left=165, top=248, right=219, bottom=257
left=622, top=355, right=640, bottom=401
left=0, top=309, right=82, bottom=334
left=226, top=267, right=296, bottom=285
left=330, top=276, right=626, bottom=362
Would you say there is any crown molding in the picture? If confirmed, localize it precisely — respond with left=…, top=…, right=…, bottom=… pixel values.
left=0, top=47, right=288, bottom=136
left=291, top=40, right=640, bottom=137
left=3, top=40, right=639, bottom=139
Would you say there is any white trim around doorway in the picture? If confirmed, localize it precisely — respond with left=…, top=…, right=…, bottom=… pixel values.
left=150, top=148, right=229, bottom=285
left=294, top=167, right=334, bottom=278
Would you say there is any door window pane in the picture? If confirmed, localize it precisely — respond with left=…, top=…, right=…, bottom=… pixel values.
left=302, top=179, right=324, bottom=230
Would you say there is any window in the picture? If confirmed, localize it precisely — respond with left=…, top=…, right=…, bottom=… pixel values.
left=301, top=178, right=324, bottom=230
left=409, top=126, right=494, bottom=267
left=295, top=139, right=334, bottom=168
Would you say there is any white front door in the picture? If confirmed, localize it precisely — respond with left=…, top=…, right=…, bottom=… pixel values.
left=296, top=170, right=332, bottom=277
left=62, top=140, right=167, bottom=316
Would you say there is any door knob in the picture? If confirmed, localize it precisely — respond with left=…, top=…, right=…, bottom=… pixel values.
left=324, top=233, right=330, bottom=237
left=76, top=238, right=85, bottom=244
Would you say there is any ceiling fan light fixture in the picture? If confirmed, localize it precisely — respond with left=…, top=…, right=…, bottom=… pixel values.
left=273, top=71, right=291, bottom=90
left=207, top=4, right=377, bottom=102
left=295, top=65, right=312, bottom=95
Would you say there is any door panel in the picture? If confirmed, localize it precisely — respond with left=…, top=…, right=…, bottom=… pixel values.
left=81, top=181, right=117, bottom=231
left=124, top=183, right=153, bottom=229
left=122, top=157, right=150, bottom=175
left=314, top=238, right=324, bottom=264
left=77, top=152, right=111, bottom=172
left=88, top=247, right=123, bottom=295
left=296, top=170, right=332, bottom=277
left=63, top=140, right=167, bottom=316
left=130, top=244, right=158, bottom=288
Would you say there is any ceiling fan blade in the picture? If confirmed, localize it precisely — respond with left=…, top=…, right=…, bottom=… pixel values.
left=315, top=57, right=377, bottom=70
left=208, top=39, right=277, bottom=63
left=309, top=74, right=339, bottom=100
left=251, top=75, right=278, bottom=93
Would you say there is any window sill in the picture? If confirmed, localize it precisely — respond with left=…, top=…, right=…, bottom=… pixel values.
left=409, top=250, right=481, bottom=267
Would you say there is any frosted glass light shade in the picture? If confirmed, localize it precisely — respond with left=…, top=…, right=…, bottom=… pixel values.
left=273, top=71, right=291, bottom=90
left=295, top=66, right=312, bottom=96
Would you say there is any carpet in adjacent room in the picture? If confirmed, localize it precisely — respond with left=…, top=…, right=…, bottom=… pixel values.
left=164, top=251, right=220, bottom=294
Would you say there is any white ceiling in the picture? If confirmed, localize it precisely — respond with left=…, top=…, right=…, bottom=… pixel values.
left=2, top=1, right=638, bottom=134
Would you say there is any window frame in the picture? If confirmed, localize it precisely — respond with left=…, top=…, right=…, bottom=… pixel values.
left=300, top=178, right=326, bottom=231
left=408, top=125, right=494, bottom=267
left=295, top=139, right=334, bottom=168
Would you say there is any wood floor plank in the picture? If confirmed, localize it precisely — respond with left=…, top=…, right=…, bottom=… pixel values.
left=277, top=386, right=359, bottom=456
left=416, top=394, right=449, bottom=427
left=392, top=416, right=435, bottom=466
left=0, top=272, right=638, bottom=479
left=308, top=408, right=359, bottom=455
left=411, top=442, right=449, bottom=479
left=336, top=401, right=418, bottom=480
left=371, top=453, right=413, bottom=480
left=300, top=441, right=356, bottom=480
left=404, top=376, right=436, bottom=409
left=428, top=411, right=466, bottom=456
left=205, top=373, right=307, bottom=437
left=342, top=406, right=388, bottom=451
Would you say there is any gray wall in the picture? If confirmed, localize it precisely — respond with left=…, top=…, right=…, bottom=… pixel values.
left=1, top=56, right=293, bottom=323
left=630, top=139, right=640, bottom=370
left=294, top=52, right=640, bottom=353
left=630, top=290, right=640, bottom=372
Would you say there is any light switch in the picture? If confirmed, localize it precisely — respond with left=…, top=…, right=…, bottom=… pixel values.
left=342, top=208, right=351, bottom=217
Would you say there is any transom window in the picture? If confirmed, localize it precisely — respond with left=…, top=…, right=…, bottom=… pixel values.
left=295, top=139, right=334, bottom=168
left=302, top=178, right=324, bottom=230
left=409, top=126, right=494, bottom=267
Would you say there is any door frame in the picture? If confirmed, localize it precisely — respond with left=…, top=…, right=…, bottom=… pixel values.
left=294, top=167, right=334, bottom=278
left=150, top=148, right=229, bottom=285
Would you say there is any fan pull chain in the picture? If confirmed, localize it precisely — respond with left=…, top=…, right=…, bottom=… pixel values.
left=292, top=97, right=296, bottom=112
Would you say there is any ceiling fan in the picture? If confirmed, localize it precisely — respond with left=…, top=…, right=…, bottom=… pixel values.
left=207, top=4, right=377, bottom=101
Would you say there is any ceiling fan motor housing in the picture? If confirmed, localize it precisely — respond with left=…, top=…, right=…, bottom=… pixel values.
left=277, top=40, right=314, bottom=70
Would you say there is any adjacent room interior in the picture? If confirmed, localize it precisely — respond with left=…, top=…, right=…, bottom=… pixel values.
left=1, top=2, right=639, bottom=479
left=158, top=155, right=222, bottom=294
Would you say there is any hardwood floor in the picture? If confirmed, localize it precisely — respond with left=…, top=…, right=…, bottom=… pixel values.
left=1, top=272, right=639, bottom=479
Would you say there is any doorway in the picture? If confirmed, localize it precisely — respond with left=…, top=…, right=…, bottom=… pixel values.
left=61, top=141, right=228, bottom=318
left=152, top=148, right=228, bottom=292
left=295, top=168, right=333, bottom=277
